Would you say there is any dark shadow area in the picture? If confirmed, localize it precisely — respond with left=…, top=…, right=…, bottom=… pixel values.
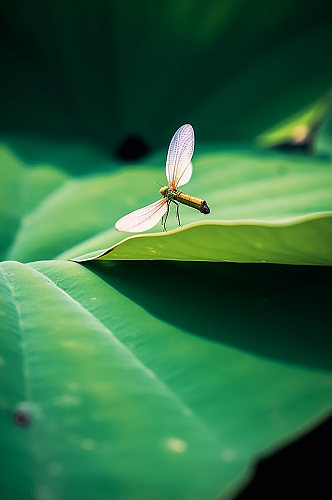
left=116, top=135, right=150, bottom=160
left=87, top=260, right=332, bottom=372
left=235, top=412, right=332, bottom=499
left=274, top=139, right=314, bottom=154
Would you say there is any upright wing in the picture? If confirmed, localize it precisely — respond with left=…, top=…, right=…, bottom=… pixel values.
left=115, top=198, right=168, bottom=233
left=166, top=124, right=194, bottom=189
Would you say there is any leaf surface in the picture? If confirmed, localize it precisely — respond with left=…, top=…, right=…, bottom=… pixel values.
left=74, top=214, right=332, bottom=266
left=1, top=259, right=332, bottom=500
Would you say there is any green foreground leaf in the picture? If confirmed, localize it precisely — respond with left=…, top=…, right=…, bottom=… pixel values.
left=1, top=260, right=332, bottom=500
left=74, top=213, right=332, bottom=266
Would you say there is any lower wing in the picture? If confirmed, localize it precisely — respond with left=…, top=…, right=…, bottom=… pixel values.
left=115, top=198, right=168, bottom=233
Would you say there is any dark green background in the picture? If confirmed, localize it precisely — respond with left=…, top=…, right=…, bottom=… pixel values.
left=1, top=0, right=332, bottom=162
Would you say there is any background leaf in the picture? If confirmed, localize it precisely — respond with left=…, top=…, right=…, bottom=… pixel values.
left=316, top=110, right=332, bottom=156
left=1, top=259, right=332, bottom=500
left=256, top=93, right=332, bottom=150
left=0, top=0, right=332, bottom=159
left=0, top=144, right=68, bottom=260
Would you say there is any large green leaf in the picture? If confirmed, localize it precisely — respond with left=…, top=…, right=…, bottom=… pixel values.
left=2, top=143, right=331, bottom=264
left=1, top=0, right=331, bottom=157
left=1, top=259, right=332, bottom=500
left=74, top=214, right=332, bottom=266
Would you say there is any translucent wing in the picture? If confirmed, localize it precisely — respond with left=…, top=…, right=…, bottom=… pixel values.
left=177, top=161, right=193, bottom=187
left=115, top=198, right=168, bottom=233
left=166, top=124, right=194, bottom=189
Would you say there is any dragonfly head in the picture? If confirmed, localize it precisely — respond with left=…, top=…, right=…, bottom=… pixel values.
left=159, top=186, right=169, bottom=197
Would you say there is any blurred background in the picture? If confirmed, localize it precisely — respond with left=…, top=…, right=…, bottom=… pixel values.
left=0, top=0, right=331, bottom=166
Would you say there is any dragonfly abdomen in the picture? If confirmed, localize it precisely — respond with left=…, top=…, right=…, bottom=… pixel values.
left=175, top=191, right=210, bottom=214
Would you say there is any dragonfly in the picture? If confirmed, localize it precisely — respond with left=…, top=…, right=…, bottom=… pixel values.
left=115, top=124, right=210, bottom=232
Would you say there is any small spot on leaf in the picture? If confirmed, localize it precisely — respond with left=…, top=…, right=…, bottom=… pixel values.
left=164, top=437, right=187, bottom=453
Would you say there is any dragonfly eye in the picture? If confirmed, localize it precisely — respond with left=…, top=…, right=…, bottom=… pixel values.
left=160, top=186, right=168, bottom=196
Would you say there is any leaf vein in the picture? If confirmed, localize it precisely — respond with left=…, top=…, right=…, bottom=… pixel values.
left=28, top=264, right=223, bottom=446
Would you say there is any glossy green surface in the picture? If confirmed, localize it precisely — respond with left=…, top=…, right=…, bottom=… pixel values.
left=1, top=259, right=332, bottom=500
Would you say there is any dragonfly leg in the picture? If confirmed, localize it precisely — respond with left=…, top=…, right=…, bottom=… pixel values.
left=163, top=200, right=171, bottom=231
left=173, top=200, right=182, bottom=227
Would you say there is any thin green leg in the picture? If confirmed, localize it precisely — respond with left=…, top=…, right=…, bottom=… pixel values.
left=163, top=200, right=171, bottom=231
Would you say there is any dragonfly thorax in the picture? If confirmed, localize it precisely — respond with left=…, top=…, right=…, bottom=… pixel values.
left=160, top=186, right=179, bottom=200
